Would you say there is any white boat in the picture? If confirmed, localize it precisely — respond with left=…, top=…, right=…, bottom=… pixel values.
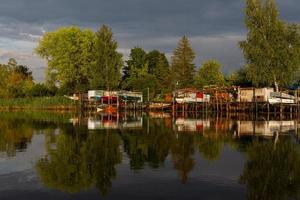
left=268, top=98, right=295, bottom=104
left=176, top=98, right=184, bottom=104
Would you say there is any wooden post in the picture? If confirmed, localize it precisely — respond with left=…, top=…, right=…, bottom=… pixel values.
left=117, top=95, right=119, bottom=110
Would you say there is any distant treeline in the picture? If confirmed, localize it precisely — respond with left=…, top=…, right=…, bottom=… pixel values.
left=0, top=0, right=299, bottom=100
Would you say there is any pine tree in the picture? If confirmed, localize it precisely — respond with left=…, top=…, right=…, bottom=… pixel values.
left=171, top=36, right=196, bottom=89
left=90, top=25, right=123, bottom=90
left=154, top=53, right=171, bottom=94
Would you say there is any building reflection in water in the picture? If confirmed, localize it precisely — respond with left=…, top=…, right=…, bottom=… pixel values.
left=87, top=112, right=143, bottom=130
left=173, top=117, right=298, bottom=139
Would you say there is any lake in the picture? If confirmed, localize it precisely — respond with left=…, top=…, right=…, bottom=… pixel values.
left=0, top=111, right=299, bottom=200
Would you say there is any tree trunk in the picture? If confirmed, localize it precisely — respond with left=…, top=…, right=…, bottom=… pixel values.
left=273, top=74, right=279, bottom=92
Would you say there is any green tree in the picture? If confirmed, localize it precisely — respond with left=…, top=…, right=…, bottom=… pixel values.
left=28, top=83, right=55, bottom=97
left=226, top=67, right=252, bottom=87
left=124, top=62, right=158, bottom=100
left=146, top=50, right=171, bottom=95
left=2, top=59, right=34, bottom=98
left=35, top=26, right=96, bottom=94
left=194, top=60, right=225, bottom=88
left=171, top=36, right=196, bottom=89
left=122, top=47, right=147, bottom=85
left=122, top=48, right=158, bottom=99
left=146, top=50, right=162, bottom=74
left=240, top=0, right=300, bottom=91
left=90, top=25, right=123, bottom=90
left=0, top=64, right=10, bottom=98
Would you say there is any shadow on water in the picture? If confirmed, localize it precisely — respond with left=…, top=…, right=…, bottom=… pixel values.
left=0, top=111, right=300, bottom=199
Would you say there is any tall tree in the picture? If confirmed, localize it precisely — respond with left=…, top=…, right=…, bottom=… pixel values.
left=194, top=60, right=225, bottom=88
left=35, top=26, right=96, bottom=94
left=90, top=25, right=123, bottom=90
left=240, top=0, right=300, bottom=91
left=122, top=48, right=171, bottom=99
left=171, top=36, right=196, bottom=89
left=146, top=50, right=162, bottom=74
left=154, top=53, right=172, bottom=94
left=146, top=50, right=171, bottom=94
left=124, top=62, right=158, bottom=100
left=122, top=47, right=147, bottom=84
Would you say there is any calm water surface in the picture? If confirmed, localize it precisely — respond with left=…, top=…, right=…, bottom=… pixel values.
left=0, top=111, right=300, bottom=200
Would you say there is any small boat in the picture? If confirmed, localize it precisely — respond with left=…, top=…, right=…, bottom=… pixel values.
left=96, top=105, right=118, bottom=113
left=105, top=105, right=117, bottom=113
left=268, top=98, right=294, bottom=104
left=96, top=104, right=108, bottom=113
left=148, top=102, right=172, bottom=110
left=268, top=92, right=295, bottom=104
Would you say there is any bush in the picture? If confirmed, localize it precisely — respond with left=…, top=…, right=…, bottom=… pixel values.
left=28, top=84, right=57, bottom=97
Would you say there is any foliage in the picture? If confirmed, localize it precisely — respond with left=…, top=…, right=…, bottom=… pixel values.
left=171, top=36, right=196, bottom=89
left=240, top=0, right=300, bottom=90
left=194, top=60, right=225, bottom=88
left=36, top=26, right=96, bottom=93
left=122, top=47, right=147, bottom=85
left=90, top=25, right=123, bottom=90
left=28, top=83, right=56, bottom=97
left=124, top=62, right=158, bottom=100
left=226, top=67, right=253, bottom=87
left=148, top=51, right=172, bottom=95
left=0, top=96, right=76, bottom=110
left=0, top=59, right=34, bottom=98
left=122, top=48, right=161, bottom=100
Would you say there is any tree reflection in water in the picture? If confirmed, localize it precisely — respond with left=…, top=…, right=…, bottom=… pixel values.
left=240, top=138, right=300, bottom=200
left=171, top=133, right=195, bottom=184
left=36, top=124, right=122, bottom=196
left=122, top=118, right=174, bottom=170
left=1, top=112, right=300, bottom=199
left=0, top=111, right=69, bottom=157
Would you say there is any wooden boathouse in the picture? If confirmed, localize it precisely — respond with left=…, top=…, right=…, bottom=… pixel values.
left=81, top=90, right=144, bottom=111
left=169, top=86, right=300, bottom=115
left=71, top=86, right=300, bottom=114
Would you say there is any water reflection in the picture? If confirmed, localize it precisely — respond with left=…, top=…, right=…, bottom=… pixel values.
left=0, top=111, right=300, bottom=199
left=240, top=139, right=300, bottom=200
left=87, top=112, right=143, bottom=130
left=37, top=125, right=122, bottom=195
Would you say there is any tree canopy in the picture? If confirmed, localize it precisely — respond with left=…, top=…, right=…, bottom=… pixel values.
left=194, top=60, right=225, bottom=88
left=0, top=58, right=34, bottom=98
left=240, top=0, right=300, bottom=91
left=90, top=25, right=123, bottom=90
left=36, top=26, right=96, bottom=93
left=123, top=47, right=171, bottom=99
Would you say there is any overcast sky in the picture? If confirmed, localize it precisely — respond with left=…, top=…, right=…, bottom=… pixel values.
left=0, top=0, right=299, bottom=82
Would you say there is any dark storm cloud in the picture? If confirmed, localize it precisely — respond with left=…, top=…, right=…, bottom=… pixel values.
left=0, top=0, right=299, bottom=81
left=0, top=0, right=246, bottom=37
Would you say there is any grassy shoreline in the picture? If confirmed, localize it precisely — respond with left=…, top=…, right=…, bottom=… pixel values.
left=0, top=96, right=78, bottom=111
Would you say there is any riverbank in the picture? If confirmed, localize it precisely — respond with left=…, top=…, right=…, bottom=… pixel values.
left=0, top=96, right=78, bottom=111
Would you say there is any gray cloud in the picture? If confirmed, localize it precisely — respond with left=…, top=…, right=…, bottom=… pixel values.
left=0, top=0, right=299, bottom=81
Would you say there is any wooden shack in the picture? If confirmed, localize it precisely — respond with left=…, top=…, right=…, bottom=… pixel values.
left=175, top=88, right=210, bottom=103
left=238, top=87, right=274, bottom=102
